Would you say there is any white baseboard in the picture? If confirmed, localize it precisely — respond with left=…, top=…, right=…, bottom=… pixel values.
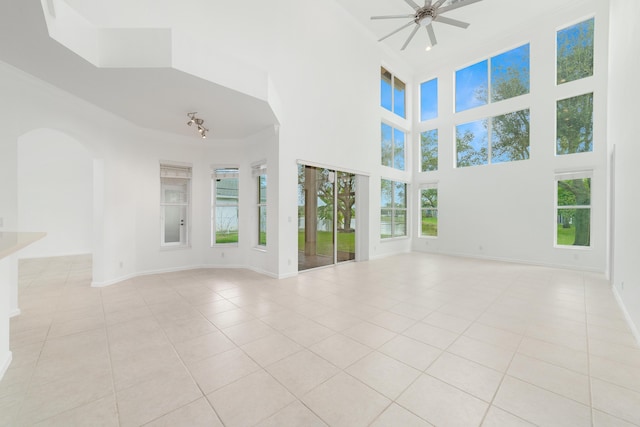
left=0, top=351, right=12, bottom=382
left=612, top=286, right=640, bottom=347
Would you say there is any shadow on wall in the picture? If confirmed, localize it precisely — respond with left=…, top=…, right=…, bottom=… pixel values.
left=17, top=128, right=93, bottom=258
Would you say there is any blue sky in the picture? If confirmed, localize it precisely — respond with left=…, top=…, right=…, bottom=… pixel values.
left=420, top=78, right=438, bottom=121
left=455, top=60, right=488, bottom=112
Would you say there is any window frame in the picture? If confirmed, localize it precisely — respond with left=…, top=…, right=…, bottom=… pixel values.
left=554, top=171, right=592, bottom=249
left=380, top=179, right=408, bottom=240
left=254, top=165, right=267, bottom=248
left=381, top=66, right=407, bottom=119
left=455, top=108, right=531, bottom=168
left=211, top=167, right=239, bottom=246
left=160, top=163, right=192, bottom=249
left=556, top=17, right=595, bottom=85
left=455, top=43, right=531, bottom=113
left=419, top=184, right=438, bottom=238
left=381, top=122, right=406, bottom=171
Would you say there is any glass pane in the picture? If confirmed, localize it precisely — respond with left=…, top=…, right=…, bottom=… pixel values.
left=393, top=77, right=406, bottom=118
left=315, top=168, right=334, bottom=259
left=162, top=180, right=188, bottom=203
left=393, top=128, right=405, bottom=171
left=558, top=178, right=591, bottom=206
left=456, top=60, right=488, bottom=112
left=421, top=209, right=438, bottom=237
left=380, top=208, right=393, bottom=238
left=421, top=129, right=438, bottom=172
left=259, top=175, right=267, bottom=203
left=215, top=206, right=238, bottom=244
left=420, top=78, right=438, bottom=121
left=557, top=18, right=594, bottom=84
left=456, top=119, right=488, bottom=167
left=381, top=67, right=392, bottom=112
left=337, top=172, right=356, bottom=262
left=297, top=164, right=305, bottom=253
left=557, top=208, right=590, bottom=246
left=491, top=109, right=530, bottom=163
left=215, top=178, right=238, bottom=206
left=491, top=44, right=530, bottom=102
left=258, top=206, right=267, bottom=246
left=393, top=209, right=407, bottom=237
left=163, top=205, right=185, bottom=244
left=421, top=189, right=438, bottom=209
left=557, top=93, right=593, bottom=155
left=394, top=182, right=406, bottom=208
left=381, top=179, right=393, bottom=208
left=381, top=123, right=393, bottom=167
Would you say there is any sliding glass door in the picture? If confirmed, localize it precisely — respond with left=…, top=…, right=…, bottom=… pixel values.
left=298, top=165, right=356, bottom=271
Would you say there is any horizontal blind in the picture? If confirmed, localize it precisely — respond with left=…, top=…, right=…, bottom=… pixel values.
left=160, top=165, right=192, bottom=179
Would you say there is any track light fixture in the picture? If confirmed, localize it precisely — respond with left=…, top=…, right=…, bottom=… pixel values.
left=187, top=112, right=209, bottom=139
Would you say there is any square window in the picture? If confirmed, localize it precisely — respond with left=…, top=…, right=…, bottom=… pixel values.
left=557, top=93, right=593, bottom=155
left=557, top=18, right=595, bottom=84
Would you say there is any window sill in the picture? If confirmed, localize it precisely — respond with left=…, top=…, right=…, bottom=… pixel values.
left=212, top=243, right=239, bottom=248
left=554, top=244, right=592, bottom=250
left=381, top=236, right=410, bottom=242
left=253, top=246, right=267, bottom=253
left=418, top=235, right=438, bottom=239
left=160, top=245, right=191, bottom=251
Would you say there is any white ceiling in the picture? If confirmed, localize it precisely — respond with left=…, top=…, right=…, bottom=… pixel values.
left=0, top=0, right=278, bottom=140
left=0, top=0, right=594, bottom=140
left=335, top=0, right=593, bottom=72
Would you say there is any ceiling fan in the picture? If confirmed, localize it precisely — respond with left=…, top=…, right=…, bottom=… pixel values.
left=371, top=0, right=483, bottom=50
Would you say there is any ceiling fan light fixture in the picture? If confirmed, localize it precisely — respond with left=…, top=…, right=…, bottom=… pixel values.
left=419, top=15, right=433, bottom=26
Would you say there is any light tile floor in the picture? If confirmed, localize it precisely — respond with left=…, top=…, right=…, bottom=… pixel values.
left=2, top=253, right=640, bottom=426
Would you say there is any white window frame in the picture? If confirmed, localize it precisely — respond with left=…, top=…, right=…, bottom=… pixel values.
left=212, top=167, right=239, bottom=246
left=381, top=66, right=407, bottom=119
left=419, top=184, right=438, bottom=238
left=160, top=164, right=192, bottom=248
left=381, top=179, right=408, bottom=240
left=381, top=122, right=407, bottom=171
left=554, top=170, right=592, bottom=249
left=253, top=163, right=267, bottom=248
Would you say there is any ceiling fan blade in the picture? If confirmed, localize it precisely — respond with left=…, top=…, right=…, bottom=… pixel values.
left=404, top=0, right=421, bottom=11
left=371, top=14, right=415, bottom=20
left=432, top=0, right=447, bottom=9
left=426, top=23, right=438, bottom=47
left=424, top=0, right=432, bottom=6
left=378, top=21, right=416, bottom=42
left=434, top=15, right=470, bottom=29
left=401, top=25, right=420, bottom=50
left=437, top=0, right=483, bottom=14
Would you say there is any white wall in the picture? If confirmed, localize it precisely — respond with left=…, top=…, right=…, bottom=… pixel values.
left=411, top=2, right=609, bottom=272
left=609, top=0, right=640, bottom=338
left=17, top=129, right=93, bottom=258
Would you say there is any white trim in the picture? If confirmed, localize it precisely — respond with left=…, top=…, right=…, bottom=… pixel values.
left=9, top=309, right=21, bottom=318
left=296, top=159, right=370, bottom=177
left=0, top=352, right=12, bottom=382
left=612, top=286, right=640, bottom=347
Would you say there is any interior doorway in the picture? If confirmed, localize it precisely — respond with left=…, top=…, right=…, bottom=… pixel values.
left=298, top=164, right=356, bottom=271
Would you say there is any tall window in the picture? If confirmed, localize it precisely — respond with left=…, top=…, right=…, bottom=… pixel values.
left=556, top=173, right=591, bottom=247
left=421, top=129, right=438, bottom=172
left=381, top=67, right=406, bottom=118
left=212, top=168, right=239, bottom=245
left=420, top=78, right=438, bottom=122
left=381, top=179, right=407, bottom=239
left=257, top=172, right=267, bottom=247
left=381, top=123, right=405, bottom=170
left=456, top=44, right=530, bottom=112
left=160, top=164, right=191, bottom=247
left=557, top=18, right=594, bottom=85
left=456, top=109, right=530, bottom=167
left=420, top=186, right=438, bottom=237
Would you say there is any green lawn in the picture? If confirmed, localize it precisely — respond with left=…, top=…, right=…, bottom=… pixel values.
left=421, top=217, right=437, bottom=237
left=298, top=230, right=355, bottom=255
left=215, top=232, right=238, bottom=244
left=557, top=224, right=575, bottom=245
